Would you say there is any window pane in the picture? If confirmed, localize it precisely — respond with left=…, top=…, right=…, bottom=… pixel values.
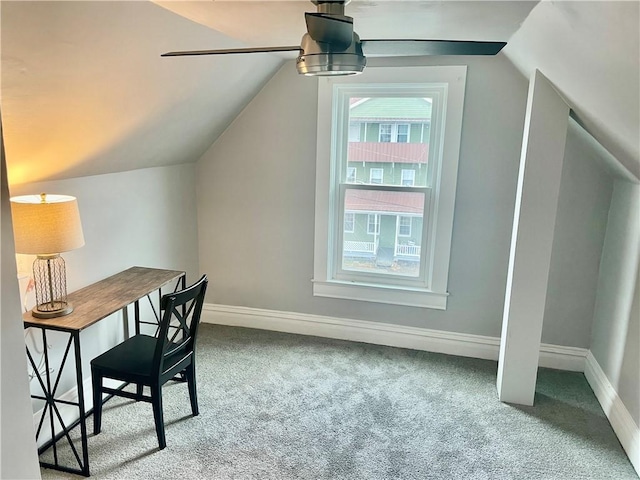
left=401, top=169, right=415, bottom=186
left=342, top=189, right=424, bottom=278
left=348, top=97, right=431, bottom=187
left=379, top=124, right=392, bottom=142
left=399, top=216, right=412, bottom=236
left=397, top=124, right=409, bottom=143
left=344, top=212, right=355, bottom=233
left=349, top=122, right=361, bottom=142
left=370, top=168, right=383, bottom=184
left=346, top=167, right=357, bottom=183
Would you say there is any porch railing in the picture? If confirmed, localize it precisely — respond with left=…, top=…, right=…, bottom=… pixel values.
left=344, top=241, right=376, bottom=253
left=395, top=244, right=421, bottom=257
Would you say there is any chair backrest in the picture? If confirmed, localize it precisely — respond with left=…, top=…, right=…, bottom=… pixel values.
left=153, top=275, right=208, bottom=376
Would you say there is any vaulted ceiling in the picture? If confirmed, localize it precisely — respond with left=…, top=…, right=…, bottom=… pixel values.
left=1, top=1, right=638, bottom=186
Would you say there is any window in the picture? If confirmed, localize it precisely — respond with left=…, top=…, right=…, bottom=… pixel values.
left=397, top=124, right=410, bottom=143
left=370, top=168, right=383, bottom=184
left=401, top=169, right=415, bottom=186
left=398, top=216, right=412, bottom=237
left=344, top=212, right=355, bottom=233
left=378, top=123, right=410, bottom=143
left=349, top=122, right=361, bottom=142
left=346, top=167, right=357, bottom=183
left=367, top=214, right=380, bottom=235
left=379, top=124, right=392, bottom=142
left=313, top=66, right=467, bottom=309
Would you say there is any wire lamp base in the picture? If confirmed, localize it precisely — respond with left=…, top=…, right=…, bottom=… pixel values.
left=32, top=254, right=74, bottom=319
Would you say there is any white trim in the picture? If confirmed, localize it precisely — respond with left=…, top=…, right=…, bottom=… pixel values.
left=201, top=303, right=587, bottom=372
left=312, top=280, right=449, bottom=310
left=585, top=352, right=640, bottom=475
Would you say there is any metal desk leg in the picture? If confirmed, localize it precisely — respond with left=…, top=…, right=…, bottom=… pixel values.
left=28, top=328, right=90, bottom=476
left=73, top=331, right=90, bottom=476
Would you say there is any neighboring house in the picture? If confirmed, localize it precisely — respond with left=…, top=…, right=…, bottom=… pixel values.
left=343, top=97, right=430, bottom=274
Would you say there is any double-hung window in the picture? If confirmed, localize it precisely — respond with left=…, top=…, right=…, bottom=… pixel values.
left=369, top=168, right=384, bottom=184
left=346, top=166, right=357, bottom=183
left=379, top=123, right=410, bottom=143
left=401, top=169, right=415, bottom=186
left=344, top=212, right=355, bottom=233
left=313, top=66, right=466, bottom=309
left=398, top=216, right=412, bottom=237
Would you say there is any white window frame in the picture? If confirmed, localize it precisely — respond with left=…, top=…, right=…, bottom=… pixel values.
left=344, top=212, right=355, bottom=233
left=396, top=123, right=410, bottom=143
left=349, top=122, right=361, bottom=142
left=367, top=213, right=380, bottom=235
left=346, top=166, right=357, bottom=183
left=313, top=66, right=466, bottom=309
left=369, top=168, right=384, bottom=185
left=401, top=169, right=415, bottom=186
left=398, top=216, right=412, bottom=237
left=379, top=123, right=410, bottom=143
left=379, top=124, right=392, bottom=142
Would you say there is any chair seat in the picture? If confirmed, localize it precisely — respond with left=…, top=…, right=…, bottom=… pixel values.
left=92, top=335, right=157, bottom=381
left=92, top=335, right=189, bottom=382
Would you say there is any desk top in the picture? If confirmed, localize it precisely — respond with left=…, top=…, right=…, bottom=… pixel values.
left=23, top=266, right=185, bottom=332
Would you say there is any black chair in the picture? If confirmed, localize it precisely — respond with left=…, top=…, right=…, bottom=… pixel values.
left=91, top=274, right=208, bottom=449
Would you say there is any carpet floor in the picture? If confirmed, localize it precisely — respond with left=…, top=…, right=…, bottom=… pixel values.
left=40, top=324, right=637, bottom=479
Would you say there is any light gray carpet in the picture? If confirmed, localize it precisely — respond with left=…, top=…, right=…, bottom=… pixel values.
left=41, top=324, right=637, bottom=479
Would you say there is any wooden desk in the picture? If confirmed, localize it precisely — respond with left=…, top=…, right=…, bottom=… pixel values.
left=24, top=266, right=186, bottom=476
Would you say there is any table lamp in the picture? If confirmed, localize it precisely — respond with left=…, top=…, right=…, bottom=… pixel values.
left=10, top=193, right=85, bottom=318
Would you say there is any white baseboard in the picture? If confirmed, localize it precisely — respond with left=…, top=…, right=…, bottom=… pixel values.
left=585, top=352, right=640, bottom=476
left=201, top=303, right=587, bottom=371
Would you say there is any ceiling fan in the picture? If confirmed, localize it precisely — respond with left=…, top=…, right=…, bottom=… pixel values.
left=162, top=0, right=506, bottom=76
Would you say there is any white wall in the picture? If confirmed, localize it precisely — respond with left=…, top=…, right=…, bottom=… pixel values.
left=2, top=119, right=41, bottom=479
left=542, top=121, right=614, bottom=347
left=590, top=179, right=640, bottom=426
left=197, top=56, right=534, bottom=338
left=8, top=163, right=200, bottom=428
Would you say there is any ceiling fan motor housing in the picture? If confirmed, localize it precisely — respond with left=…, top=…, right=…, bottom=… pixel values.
left=296, top=32, right=366, bottom=76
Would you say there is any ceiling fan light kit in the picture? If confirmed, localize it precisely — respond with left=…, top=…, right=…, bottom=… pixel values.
left=162, top=0, right=506, bottom=76
left=296, top=32, right=366, bottom=76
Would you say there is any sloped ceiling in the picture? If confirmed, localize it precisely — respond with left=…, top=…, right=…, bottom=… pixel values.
left=1, top=1, right=638, bottom=186
left=154, top=1, right=538, bottom=48
left=0, top=1, right=282, bottom=186
left=503, top=0, right=640, bottom=180
left=1, top=0, right=536, bottom=186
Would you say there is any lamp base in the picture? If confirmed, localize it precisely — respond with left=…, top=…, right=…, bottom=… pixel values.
left=32, top=302, right=74, bottom=319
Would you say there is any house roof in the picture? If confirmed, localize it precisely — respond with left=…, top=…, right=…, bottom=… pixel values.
left=348, top=142, right=428, bottom=164
left=345, top=190, right=424, bottom=215
left=350, top=97, right=432, bottom=120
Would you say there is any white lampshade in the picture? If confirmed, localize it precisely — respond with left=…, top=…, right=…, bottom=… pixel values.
left=11, top=193, right=85, bottom=255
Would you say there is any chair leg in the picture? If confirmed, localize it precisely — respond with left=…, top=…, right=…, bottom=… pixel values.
left=150, top=384, right=166, bottom=449
left=136, top=384, right=144, bottom=400
left=185, top=364, right=199, bottom=416
left=92, top=369, right=103, bottom=435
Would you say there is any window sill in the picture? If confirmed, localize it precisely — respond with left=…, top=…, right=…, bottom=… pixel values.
left=312, top=279, right=449, bottom=310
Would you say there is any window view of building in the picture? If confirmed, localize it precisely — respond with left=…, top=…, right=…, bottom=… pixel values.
left=314, top=66, right=465, bottom=308
left=342, top=97, right=431, bottom=277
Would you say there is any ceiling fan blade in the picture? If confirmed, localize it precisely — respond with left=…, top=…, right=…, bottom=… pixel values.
left=305, top=12, right=353, bottom=48
left=361, top=39, right=506, bottom=56
left=161, top=46, right=301, bottom=57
